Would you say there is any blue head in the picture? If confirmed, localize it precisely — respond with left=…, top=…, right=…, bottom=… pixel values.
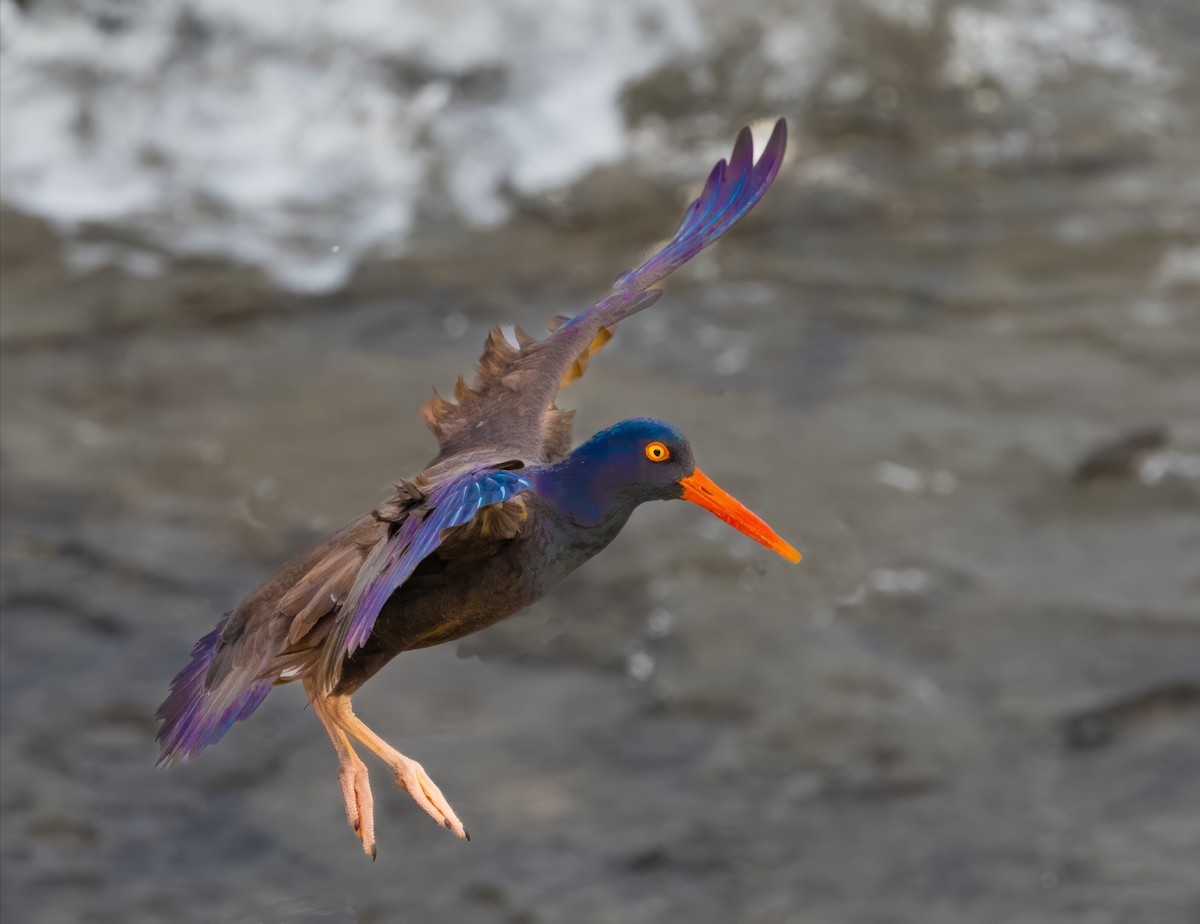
left=532, top=418, right=800, bottom=563
left=534, top=419, right=694, bottom=526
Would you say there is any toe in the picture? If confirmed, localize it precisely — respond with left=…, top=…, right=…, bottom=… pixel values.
left=396, top=760, right=469, bottom=841
left=354, top=771, right=376, bottom=859
left=337, top=761, right=377, bottom=857
left=337, top=766, right=362, bottom=835
left=418, top=770, right=468, bottom=841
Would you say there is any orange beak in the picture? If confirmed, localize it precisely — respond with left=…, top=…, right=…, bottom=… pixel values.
left=678, top=469, right=801, bottom=563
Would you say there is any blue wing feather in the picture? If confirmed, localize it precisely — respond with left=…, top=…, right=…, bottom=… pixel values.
left=335, top=469, right=533, bottom=665
left=417, top=120, right=786, bottom=465
left=569, top=118, right=787, bottom=330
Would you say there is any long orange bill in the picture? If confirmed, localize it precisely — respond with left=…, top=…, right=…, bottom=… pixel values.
left=678, top=469, right=801, bottom=563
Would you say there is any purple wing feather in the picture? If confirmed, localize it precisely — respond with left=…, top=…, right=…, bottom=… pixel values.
left=321, top=468, right=532, bottom=684
left=155, top=615, right=273, bottom=766
left=418, top=120, right=786, bottom=465
left=573, top=118, right=787, bottom=329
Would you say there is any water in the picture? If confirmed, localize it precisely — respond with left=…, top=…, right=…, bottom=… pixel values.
left=3, top=1, right=1200, bottom=922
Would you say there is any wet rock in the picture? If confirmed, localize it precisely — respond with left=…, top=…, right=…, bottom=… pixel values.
left=1062, top=680, right=1200, bottom=750
left=1071, top=424, right=1170, bottom=484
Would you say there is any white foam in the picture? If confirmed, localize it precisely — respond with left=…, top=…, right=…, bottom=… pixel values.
left=2, top=0, right=1175, bottom=295
left=942, top=0, right=1167, bottom=96
left=1, top=0, right=705, bottom=292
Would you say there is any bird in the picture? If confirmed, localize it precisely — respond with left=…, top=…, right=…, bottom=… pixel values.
left=157, top=119, right=797, bottom=859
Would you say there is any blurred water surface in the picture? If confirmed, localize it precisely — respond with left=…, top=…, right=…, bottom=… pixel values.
left=2, top=1, right=1199, bottom=922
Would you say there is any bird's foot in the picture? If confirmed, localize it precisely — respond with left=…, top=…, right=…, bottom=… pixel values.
left=391, top=756, right=470, bottom=842
left=337, top=756, right=377, bottom=859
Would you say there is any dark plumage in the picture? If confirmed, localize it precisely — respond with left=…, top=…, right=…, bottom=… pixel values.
left=157, top=120, right=797, bottom=858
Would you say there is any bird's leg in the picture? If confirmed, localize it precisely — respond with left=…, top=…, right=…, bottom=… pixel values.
left=326, top=693, right=469, bottom=842
left=304, top=680, right=377, bottom=859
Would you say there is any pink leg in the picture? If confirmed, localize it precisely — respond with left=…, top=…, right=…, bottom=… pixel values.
left=305, top=680, right=377, bottom=859
left=326, top=694, right=469, bottom=842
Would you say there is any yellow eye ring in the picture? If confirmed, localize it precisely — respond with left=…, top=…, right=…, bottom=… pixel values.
left=645, top=441, right=670, bottom=462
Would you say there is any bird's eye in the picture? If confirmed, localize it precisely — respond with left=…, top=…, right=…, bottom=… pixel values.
left=645, top=441, right=670, bottom=462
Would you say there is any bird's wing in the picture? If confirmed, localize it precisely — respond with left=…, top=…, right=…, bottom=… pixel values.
left=157, top=505, right=397, bottom=765
left=272, top=478, right=429, bottom=653
left=317, top=467, right=532, bottom=691
left=421, top=118, right=788, bottom=465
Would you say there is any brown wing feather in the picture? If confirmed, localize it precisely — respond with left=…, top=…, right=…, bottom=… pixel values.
left=419, top=120, right=787, bottom=467
left=278, top=477, right=429, bottom=648
left=419, top=291, right=661, bottom=466
left=200, top=478, right=430, bottom=694
left=421, top=323, right=590, bottom=465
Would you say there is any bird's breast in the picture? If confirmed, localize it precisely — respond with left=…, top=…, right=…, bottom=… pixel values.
left=331, top=496, right=629, bottom=694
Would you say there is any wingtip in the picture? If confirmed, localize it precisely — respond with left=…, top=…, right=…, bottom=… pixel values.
left=767, top=117, right=787, bottom=160
left=572, top=118, right=788, bottom=329
left=731, top=124, right=754, bottom=165
left=751, top=117, right=787, bottom=177
left=702, top=157, right=727, bottom=203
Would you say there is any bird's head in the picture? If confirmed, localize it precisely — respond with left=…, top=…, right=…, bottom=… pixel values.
left=564, top=418, right=800, bottom=563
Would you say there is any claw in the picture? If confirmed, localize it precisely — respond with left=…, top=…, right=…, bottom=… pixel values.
left=335, top=757, right=376, bottom=858
left=320, top=694, right=469, bottom=850
left=391, top=756, right=469, bottom=840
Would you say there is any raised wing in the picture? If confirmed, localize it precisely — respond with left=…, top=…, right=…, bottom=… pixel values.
left=318, top=468, right=532, bottom=690
left=421, top=118, right=788, bottom=466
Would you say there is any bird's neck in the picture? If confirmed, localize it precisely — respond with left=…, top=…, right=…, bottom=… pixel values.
left=529, top=452, right=639, bottom=532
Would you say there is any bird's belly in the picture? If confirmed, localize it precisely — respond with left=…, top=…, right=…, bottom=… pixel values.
left=330, top=506, right=626, bottom=696
left=331, top=538, right=562, bottom=694
left=385, top=552, right=545, bottom=651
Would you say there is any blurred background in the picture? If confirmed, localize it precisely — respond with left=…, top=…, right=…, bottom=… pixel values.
left=2, top=1, right=1199, bottom=922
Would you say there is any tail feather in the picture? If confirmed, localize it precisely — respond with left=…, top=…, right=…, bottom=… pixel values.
left=156, top=521, right=374, bottom=766
left=155, top=614, right=273, bottom=767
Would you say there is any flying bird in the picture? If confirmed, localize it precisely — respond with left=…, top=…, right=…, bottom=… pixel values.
left=157, top=119, right=797, bottom=859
